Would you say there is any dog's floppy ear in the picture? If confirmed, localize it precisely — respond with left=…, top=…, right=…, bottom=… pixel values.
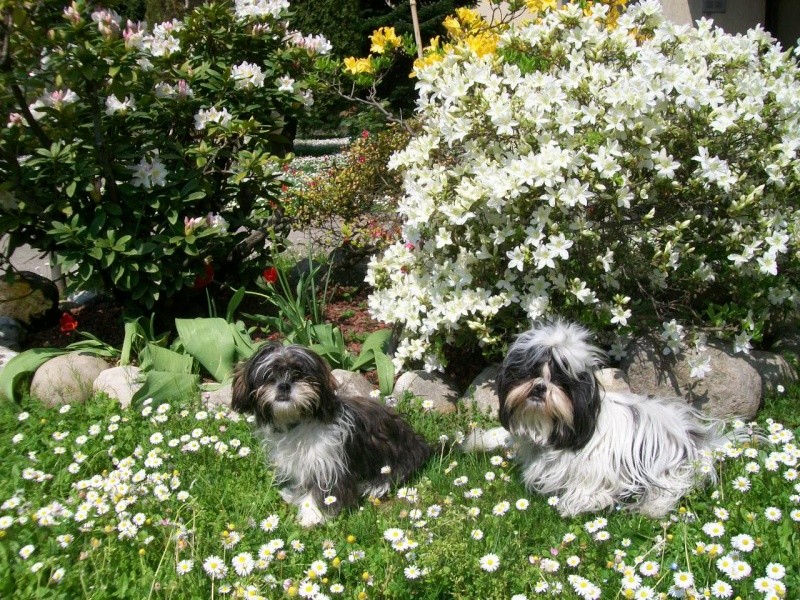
left=231, top=342, right=283, bottom=414
left=496, top=363, right=513, bottom=431
left=552, top=370, right=601, bottom=450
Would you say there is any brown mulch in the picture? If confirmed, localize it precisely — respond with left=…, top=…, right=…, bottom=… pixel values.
left=21, top=285, right=486, bottom=392
left=21, top=285, right=386, bottom=355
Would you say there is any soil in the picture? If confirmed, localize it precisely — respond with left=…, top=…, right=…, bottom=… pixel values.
left=21, top=284, right=487, bottom=392
left=22, top=284, right=387, bottom=357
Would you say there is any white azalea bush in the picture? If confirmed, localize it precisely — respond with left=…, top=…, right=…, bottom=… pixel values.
left=0, top=0, right=329, bottom=310
left=367, top=1, right=800, bottom=370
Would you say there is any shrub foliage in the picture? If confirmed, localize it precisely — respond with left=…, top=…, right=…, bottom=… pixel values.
left=367, top=2, right=800, bottom=370
left=0, top=0, right=327, bottom=310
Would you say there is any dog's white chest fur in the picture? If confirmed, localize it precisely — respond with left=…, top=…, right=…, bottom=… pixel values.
left=260, top=420, right=351, bottom=492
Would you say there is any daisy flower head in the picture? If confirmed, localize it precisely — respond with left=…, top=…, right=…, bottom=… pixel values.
left=309, top=560, right=327, bottom=577
left=728, top=560, right=751, bottom=581
left=298, top=580, right=320, bottom=598
left=732, top=476, right=751, bottom=492
left=702, top=521, right=725, bottom=537
left=566, top=555, right=581, bottom=567
left=709, top=580, right=732, bottom=598
left=516, top=498, right=529, bottom=510
left=404, top=565, right=422, bottom=579
left=232, top=552, right=254, bottom=576
left=479, top=553, right=500, bottom=572
left=471, top=529, right=484, bottom=540
left=492, top=501, right=510, bottom=516
left=673, top=571, right=694, bottom=589
left=176, top=559, right=193, bottom=575
left=713, top=507, right=730, bottom=520
left=730, top=533, right=755, bottom=552
left=383, top=528, right=405, bottom=543
left=202, top=555, right=227, bottom=579
left=765, top=562, right=785, bottom=579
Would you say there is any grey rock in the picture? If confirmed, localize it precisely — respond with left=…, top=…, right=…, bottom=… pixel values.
left=0, top=271, right=59, bottom=328
left=745, top=351, right=798, bottom=397
left=0, top=316, right=24, bottom=351
left=30, top=352, right=109, bottom=406
left=201, top=382, right=232, bottom=409
left=595, top=368, right=631, bottom=394
left=460, top=364, right=500, bottom=418
left=393, top=370, right=459, bottom=414
left=333, top=369, right=375, bottom=398
left=93, top=365, right=142, bottom=409
left=622, top=337, right=762, bottom=420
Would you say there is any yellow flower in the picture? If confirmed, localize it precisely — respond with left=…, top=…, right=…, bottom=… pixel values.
left=343, top=57, right=374, bottom=76
left=443, top=15, right=462, bottom=39
left=454, top=8, right=484, bottom=31
left=525, top=0, right=558, bottom=13
left=369, top=27, right=401, bottom=55
left=465, top=32, right=499, bottom=57
left=410, top=39, right=447, bottom=78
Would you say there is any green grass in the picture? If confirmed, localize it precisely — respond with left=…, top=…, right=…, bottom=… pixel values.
left=0, top=386, right=798, bottom=599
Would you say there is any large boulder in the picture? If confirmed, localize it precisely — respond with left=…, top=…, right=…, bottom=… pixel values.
left=93, top=365, right=142, bottom=409
left=622, top=337, right=763, bottom=420
left=460, top=364, right=501, bottom=418
left=393, top=370, right=459, bottom=414
left=333, top=369, right=375, bottom=398
left=30, top=352, right=108, bottom=406
left=0, top=271, right=59, bottom=329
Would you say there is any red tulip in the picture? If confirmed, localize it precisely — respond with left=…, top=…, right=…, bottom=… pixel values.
left=193, top=263, right=214, bottom=289
left=60, top=312, right=78, bottom=333
left=262, top=266, right=278, bottom=285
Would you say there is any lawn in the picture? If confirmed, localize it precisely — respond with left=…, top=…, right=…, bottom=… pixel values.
left=0, top=384, right=797, bottom=599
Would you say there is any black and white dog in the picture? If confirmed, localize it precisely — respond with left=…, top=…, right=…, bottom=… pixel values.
left=232, top=342, right=431, bottom=526
left=465, top=320, right=758, bottom=517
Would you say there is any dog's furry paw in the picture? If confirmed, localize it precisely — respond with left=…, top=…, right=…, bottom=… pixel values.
left=460, top=427, right=512, bottom=453
left=295, top=494, right=326, bottom=528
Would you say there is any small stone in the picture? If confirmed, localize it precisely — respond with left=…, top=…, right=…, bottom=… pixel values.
left=93, top=365, right=142, bottom=409
left=30, top=352, right=108, bottom=407
left=201, top=382, right=232, bottom=409
left=393, top=370, right=459, bottom=414
left=333, top=369, right=375, bottom=398
left=460, top=364, right=501, bottom=418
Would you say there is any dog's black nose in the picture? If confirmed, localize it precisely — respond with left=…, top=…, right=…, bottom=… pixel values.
left=277, top=382, right=291, bottom=393
left=533, top=382, right=547, bottom=396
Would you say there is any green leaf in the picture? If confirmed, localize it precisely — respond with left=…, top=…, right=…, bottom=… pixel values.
left=351, top=329, right=393, bottom=371
left=131, top=371, right=199, bottom=406
left=226, top=288, right=246, bottom=323
left=373, top=350, right=395, bottom=397
left=0, top=348, right=67, bottom=403
left=140, top=343, right=194, bottom=374
left=175, top=318, right=238, bottom=382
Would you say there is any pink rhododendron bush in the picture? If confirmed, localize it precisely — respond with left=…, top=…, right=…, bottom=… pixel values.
left=367, top=1, right=800, bottom=371
left=0, top=0, right=329, bottom=309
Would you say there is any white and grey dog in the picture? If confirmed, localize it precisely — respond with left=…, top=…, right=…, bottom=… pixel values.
left=465, top=320, right=759, bottom=517
left=232, top=342, right=431, bottom=527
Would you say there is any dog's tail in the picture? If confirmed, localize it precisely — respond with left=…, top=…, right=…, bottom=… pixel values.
left=459, top=427, right=513, bottom=453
